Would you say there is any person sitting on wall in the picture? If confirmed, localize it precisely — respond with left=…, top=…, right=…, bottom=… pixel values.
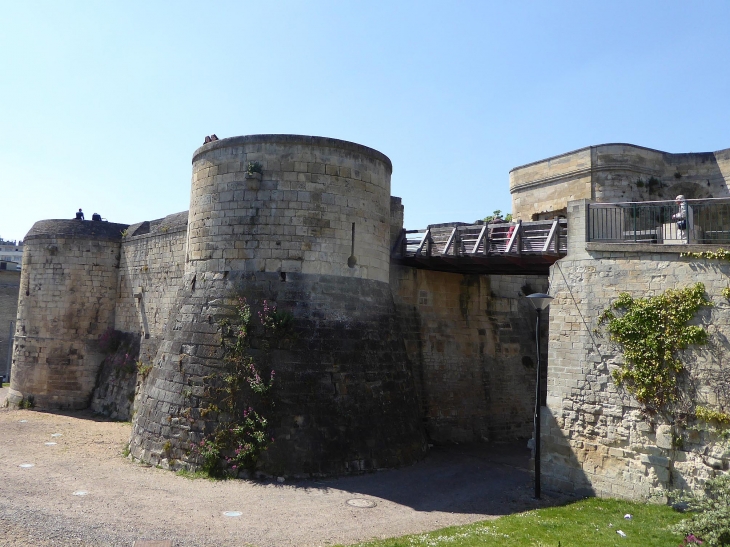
left=92, top=213, right=102, bottom=221
left=75, top=208, right=84, bottom=220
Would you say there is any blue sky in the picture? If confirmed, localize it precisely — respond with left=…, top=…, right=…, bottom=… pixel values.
left=1, top=1, right=729, bottom=242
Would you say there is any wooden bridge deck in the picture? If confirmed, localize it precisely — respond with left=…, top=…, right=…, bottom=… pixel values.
left=392, top=219, right=567, bottom=275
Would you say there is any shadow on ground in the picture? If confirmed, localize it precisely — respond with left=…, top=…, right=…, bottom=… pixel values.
left=286, top=440, right=573, bottom=516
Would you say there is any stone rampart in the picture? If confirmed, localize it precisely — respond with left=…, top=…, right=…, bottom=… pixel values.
left=542, top=200, right=730, bottom=499
left=187, top=134, right=392, bottom=282
left=511, top=144, right=730, bottom=221
left=89, top=212, right=188, bottom=419
left=9, top=133, right=559, bottom=479
left=114, top=212, right=188, bottom=344
left=8, top=219, right=128, bottom=409
left=129, top=135, right=427, bottom=476
left=391, top=265, right=548, bottom=443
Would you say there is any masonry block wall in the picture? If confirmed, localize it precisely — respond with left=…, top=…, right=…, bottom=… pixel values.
left=8, top=220, right=128, bottom=409
left=10, top=133, right=558, bottom=477
left=0, top=269, right=21, bottom=379
left=114, top=212, right=188, bottom=351
left=89, top=212, right=189, bottom=418
left=186, top=135, right=391, bottom=281
left=390, top=265, right=548, bottom=443
left=128, top=135, right=427, bottom=475
left=542, top=200, right=730, bottom=499
left=511, top=144, right=730, bottom=221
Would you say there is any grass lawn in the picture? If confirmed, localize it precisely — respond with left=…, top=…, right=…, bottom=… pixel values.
left=341, top=498, right=688, bottom=547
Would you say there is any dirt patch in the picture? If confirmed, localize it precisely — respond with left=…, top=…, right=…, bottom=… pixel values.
left=0, top=405, right=566, bottom=546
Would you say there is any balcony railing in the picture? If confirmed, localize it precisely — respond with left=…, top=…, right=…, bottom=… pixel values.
left=394, top=218, right=567, bottom=258
left=588, top=198, right=730, bottom=245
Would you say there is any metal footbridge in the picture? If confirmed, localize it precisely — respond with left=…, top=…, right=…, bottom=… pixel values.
left=392, top=218, right=567, bottom=275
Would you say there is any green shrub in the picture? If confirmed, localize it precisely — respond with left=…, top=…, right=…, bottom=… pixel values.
left=674, top=473, right=730, bottom=546
left=247, top=161, right=263, bottom=175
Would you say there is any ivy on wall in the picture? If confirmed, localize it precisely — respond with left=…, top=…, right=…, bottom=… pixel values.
left=598, top=283, right=712, bottom=411
left=681, top=249, right=730, bottom=261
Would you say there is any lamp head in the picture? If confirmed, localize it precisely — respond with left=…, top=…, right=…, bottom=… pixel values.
left=526, top=293, right=553, bottom=311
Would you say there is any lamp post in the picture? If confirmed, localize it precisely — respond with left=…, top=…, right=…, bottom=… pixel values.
left=526, top=292, right=553, bottom=499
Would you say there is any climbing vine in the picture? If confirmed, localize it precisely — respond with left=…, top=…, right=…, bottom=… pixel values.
left=681, top=249, right=730, bottom=261
left=192, top=297, right=292, bottom=477
left=695, top=405, right=730, bottom=426
left=598, top=283, right=712, bottom=411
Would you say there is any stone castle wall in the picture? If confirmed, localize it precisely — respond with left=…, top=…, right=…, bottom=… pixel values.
left=391, top=265, right=548, bottom=443
left=187, top=135, right=392, bottom=281
left=0, top=269, right=21, bottom=380
left=9, top=134, right=551, bottom=478
left=8, top=220, right=128, bottom=409
left=114, top=212, right=188, bottom=346
left=128, top=135, right=428, bottom=476
left=541, top=200, right=730, bottom=499
left=511, top=144, right=730, bottom=221
left=89, top=212, right=189, bottom=419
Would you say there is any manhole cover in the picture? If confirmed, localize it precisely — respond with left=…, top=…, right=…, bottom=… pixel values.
left=45, top=442, right=57, bottom=446
left=223, top=511, right=242, bottom=517
left=19, top=463, right=34, bottom=468
left=51, top=433, right=62, bottom=437
left=72, top=491, right=88, bottom=496
left=346, top=498, right=376, bottom=508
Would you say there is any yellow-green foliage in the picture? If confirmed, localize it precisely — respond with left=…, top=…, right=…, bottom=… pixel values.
left=599, top=283, right=711, bottom=410
left=681, top=248, right=730, bottom=261
left=696, top=405, right=730, bottom=425
left=136, top=361, right=153, bottom=379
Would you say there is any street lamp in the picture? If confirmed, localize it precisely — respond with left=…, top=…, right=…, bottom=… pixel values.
left=526, top=292, right=553, bottom=499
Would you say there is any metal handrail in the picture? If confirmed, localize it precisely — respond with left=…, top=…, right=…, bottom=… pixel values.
left=588, top=198, right=730, bottom=244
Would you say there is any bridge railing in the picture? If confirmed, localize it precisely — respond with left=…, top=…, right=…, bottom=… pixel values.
left=393, top=218, right=567, bottom=258
left=588, top=198, right=730, bottom=244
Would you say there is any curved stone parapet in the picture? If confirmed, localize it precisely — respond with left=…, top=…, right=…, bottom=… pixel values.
left=186, top=134, right=393, bottom=283
left=8, top=219, right=128, bottom=409
left=510, top=143, right=730, bottom=220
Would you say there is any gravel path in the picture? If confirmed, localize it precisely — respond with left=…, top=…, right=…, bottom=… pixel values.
left=0, top=397, right=559, bottom=547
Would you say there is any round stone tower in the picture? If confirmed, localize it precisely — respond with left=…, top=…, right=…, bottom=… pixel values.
left=130, top=135, right=425, bottom=475
left=8, top=219, right=128, bottom=409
